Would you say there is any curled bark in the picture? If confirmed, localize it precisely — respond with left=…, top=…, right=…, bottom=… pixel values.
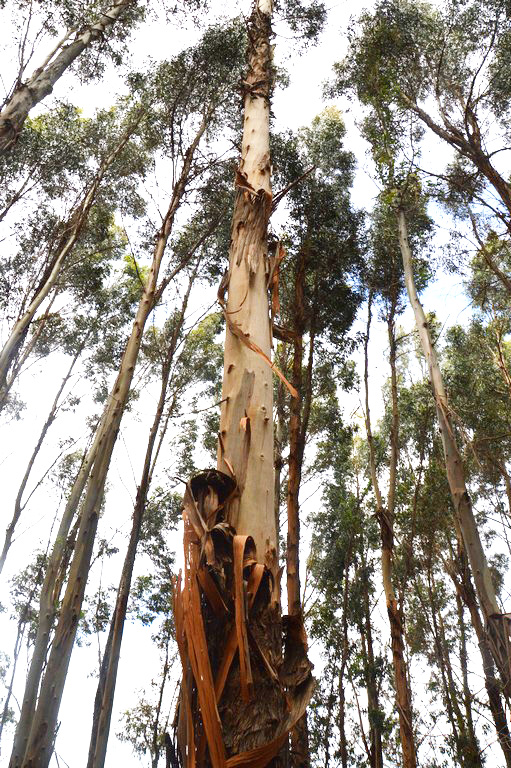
left=174, top=471, right=313, bottom=767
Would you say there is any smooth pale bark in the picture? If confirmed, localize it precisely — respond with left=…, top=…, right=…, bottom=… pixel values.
left=86, top=271, right=195, bottom=768
left=0, top=126, right=136, bottom=407
left=363, top=295, right=417, bottom=768
left=0, top=0, right=134, bottom=153
left=0, top=345, right=82, bottom=575
left=397, top=207, right=511, bottom=695
left=18, top=120, right=207, bottom=768
left=217, top=0, right=275, bottom=559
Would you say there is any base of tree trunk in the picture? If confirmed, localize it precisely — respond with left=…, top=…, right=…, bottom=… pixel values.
left=173, top=470, right=313, bottom=768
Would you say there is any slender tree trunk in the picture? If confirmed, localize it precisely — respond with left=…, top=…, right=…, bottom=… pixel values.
left=456, top=593, right=481, bottom=766
left=16, top=120, right=206, bottom=768
left=397, top=206, right=511, bottom=697
left=0, top=126, right=137, bottom=406
left=9, top=438, right=99, bottom=768
left=86, top=270, right=195, bottom=768
left=363, top=294, right=416, bottom=768
left=0, top=345, right=82, bottom=575
left=0, top=620, right=25, bottom=749
left=447, top=544, right=511, bottom=768
left=0, top=0, right=134, bottom=153
left=360, top=552, right=383, bottom=768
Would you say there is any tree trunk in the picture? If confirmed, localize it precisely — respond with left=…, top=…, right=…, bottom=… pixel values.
left=447, top=544, right=511, bottom=768
left=9, top=440, right=98, bottom=768
left=0, top=124, right=137, bottom=407
left=86, top=269, right=195, bottom=768
left=175, top=4, right=312, bottom=766
left=16, top=120, right=206, bottom=768
left=363, top=294, right=416, bottom=768
left=0, top=0, right=133, bottom=153
left=397, top=206, right=511, bottom=698
left=360, top=551, right=383, bottom=768
left=0, top=344, right=82, bottom=575
left=217, top=0, right=276, bottom=558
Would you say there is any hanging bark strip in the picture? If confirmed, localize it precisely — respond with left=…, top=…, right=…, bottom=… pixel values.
left=173, top=471, right=313, bottom=768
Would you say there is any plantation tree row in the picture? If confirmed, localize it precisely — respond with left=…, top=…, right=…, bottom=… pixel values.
left=1, top=0, right=511, bottom=767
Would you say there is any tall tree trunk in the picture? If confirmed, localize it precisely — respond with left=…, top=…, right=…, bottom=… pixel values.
left=217, top=0, right=276, bottom=558
left=456, top=593, right=481, bottom=766
left=0, top=124, right=137, bottom=407
left=15, top=119, right=207, bottom=768
left=86, top=269, right=195, bottom=768
left=397, top=206, right=511, bottom=698
left=175, top=4, right=312, bottom=767
left=0, top=344, right=82, bottom=575
left=363, top=294, right=416, bottom=768
left=0, top=0, right=134, bottom=153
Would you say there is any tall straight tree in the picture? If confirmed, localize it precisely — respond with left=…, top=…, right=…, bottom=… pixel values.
left=396, top=195, right=511, bottom=699
left=173, top=1, right=321, bottom=765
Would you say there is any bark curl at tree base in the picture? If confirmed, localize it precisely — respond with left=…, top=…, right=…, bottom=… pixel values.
left=173, top=470, right=313, bottom=768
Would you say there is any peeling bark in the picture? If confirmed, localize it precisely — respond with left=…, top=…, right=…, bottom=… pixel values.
left=0, top=0, right=134, bottom=153
left=217, top=0, right=276, bottom=558
left=176, top=3, right=313, bottom=765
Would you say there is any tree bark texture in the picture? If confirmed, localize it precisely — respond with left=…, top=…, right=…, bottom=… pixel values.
left=363, top=296, right=417, bottom=768
left=175, top=4, right=312, bottom=767
left=397, top=207, right=511, bottom=699
left=0, top=0, right=134, bottom=153
left=217, top=0, right=276, bottom=560
left=16, top=120, right=206, bottom=768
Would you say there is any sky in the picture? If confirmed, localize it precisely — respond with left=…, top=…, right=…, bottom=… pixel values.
left=0, top=0, right=502, bottom=766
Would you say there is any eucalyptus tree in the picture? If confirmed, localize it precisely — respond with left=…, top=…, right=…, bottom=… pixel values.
left=337, top=0, right=511, bottom=294
left=269, top=109, right=361, bottom=764
left=171, top=0, right=335, bottom=765
left=9, top=24, right=245, bottom=768
left=273, top=108, right=361, bottom=621
left=308, top=432, right=387, bottom=768
left=0, top=104, right=149, bottom=414
left=0, top=0, right=146, bottom=154
left=0, top=248, right=145, bottom=575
